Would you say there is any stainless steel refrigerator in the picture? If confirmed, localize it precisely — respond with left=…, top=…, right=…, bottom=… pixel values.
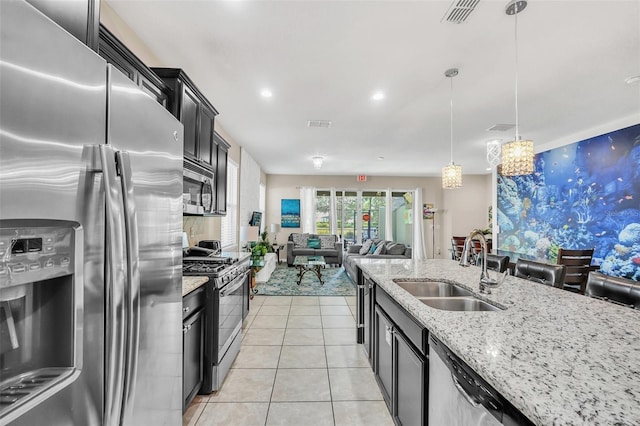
left=0, top=1, right=184, bottom=424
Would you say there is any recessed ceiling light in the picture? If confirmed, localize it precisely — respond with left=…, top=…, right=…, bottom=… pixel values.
left=625, top=75, right=640, bottom=85
left=372, top=92, right=385, bottom=101
left=486, top=167, right=493, bottom=171
left=377, top=156, right=385, bottom=160
left=260, top=89, right=273, bottom=98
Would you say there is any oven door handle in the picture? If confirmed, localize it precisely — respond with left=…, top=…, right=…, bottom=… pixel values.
left=219, top=274, right=246, bottom=297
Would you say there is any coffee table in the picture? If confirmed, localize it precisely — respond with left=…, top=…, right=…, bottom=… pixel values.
left=293, top=255, right=326, bottom=285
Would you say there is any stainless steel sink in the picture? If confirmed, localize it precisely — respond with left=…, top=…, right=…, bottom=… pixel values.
left=392, top=280, right=474, bottom=298
left=418, top=297, right=503, bottom=312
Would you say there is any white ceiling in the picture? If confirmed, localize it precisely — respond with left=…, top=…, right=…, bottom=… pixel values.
left=106, top=0, right=640, bottom=176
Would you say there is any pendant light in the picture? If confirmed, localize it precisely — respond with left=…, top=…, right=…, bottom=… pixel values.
left=442, top=68, right=462, bottom=189
left=501, top=0, right=534, bottom=176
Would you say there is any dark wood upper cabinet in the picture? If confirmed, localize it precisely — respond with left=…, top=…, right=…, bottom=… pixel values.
left=98, top=24, right=169, bottom=108
left=213, top=132, right=230, bottom=215
left=152, top=68, right=219, bottom=171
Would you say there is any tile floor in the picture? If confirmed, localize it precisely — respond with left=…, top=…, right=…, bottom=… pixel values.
left=183, top=295, right=394, bottom=426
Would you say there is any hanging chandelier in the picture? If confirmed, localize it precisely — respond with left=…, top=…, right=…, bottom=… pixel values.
left=501, top=0, right=534, bottom=176
left=442, top=68, right=462, bottom=189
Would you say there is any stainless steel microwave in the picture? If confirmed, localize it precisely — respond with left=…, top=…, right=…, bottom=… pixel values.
left=183, top=160, right=215, bottom=215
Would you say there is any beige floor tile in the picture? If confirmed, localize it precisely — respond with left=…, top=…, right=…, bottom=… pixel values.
left=182, top=401, right=205, bottom=426
left=323, top=328, right=357, bottom=345
left=321, top=315, right=356, bottom=329
left=333, top=401, right=394, bottom=426
left=289, top=305, right=321, bottom=315
left=325, top=345, right=370, bottom=368
left=209, top=369, right=276, bottom=402
left=242, top=315, right=256, bottom=329
left=242, top=328, right=285, bottom=346
left=197, top=402, right=269, bottom=426
left=258, top=305, right=291, bottom=316
left=286, top=315, right=322, bottom=329
left=266, top=402, right=334, bottom=426
left=283, top=328, right=324, bottom=345
left=319, top=296, right=347, bottom=305
left=251, top=315, right=289, bottom=329
left=233, top=345, right=281, bottom=369
left=191, top=394, right=210, bottom=404
left=250, top=295, right=267, bottom=307
left=328, top=368, right=383, bottom=401
left=278, top=345, right=327, bottom=369
left=291, top=296, right=320, bottom=306
left=320, top=305, right=352, bottom=315
left=262, top=296, right=293, bottom=306
left=271, top=369, right=331, bottom=402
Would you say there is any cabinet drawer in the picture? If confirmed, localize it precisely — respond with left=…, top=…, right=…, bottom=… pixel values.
left=376, top=286, right=427, bottom=356
left=183, top=285, right=206, bottom=320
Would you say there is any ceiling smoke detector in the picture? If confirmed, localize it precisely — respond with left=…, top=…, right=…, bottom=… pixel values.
left=487, top=124, right=515, bottom=132
left=307, top=120, right=332, bottom=128
left=441, top=0, right=481, bottom=24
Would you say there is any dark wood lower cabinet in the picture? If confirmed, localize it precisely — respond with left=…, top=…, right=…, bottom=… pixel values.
left=393, top=328, right=427, bottom=426
left=183, top=286, right=206, bottom=411
left=183, top=309, right=203, bottom=411
left=373, top=287, right=428, bottom=425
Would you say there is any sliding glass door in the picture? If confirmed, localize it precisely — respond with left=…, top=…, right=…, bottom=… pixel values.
left=315, top=189, right=413, bottom=247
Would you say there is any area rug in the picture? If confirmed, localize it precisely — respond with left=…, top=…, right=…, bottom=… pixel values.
left=255, top=264, right=356, bottom=296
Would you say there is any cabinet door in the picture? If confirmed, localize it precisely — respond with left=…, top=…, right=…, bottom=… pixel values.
left=363, top=277, right=374, bottom=363
left=98, top=39, right=137, bottom=82
left=394, top=330, right=427, bottom=426
left=183, top=309, right=204, bottom=411
left=199, top=106, right=215, bottom=168
left=139, top=75, right=169, bottom=109
left=374, top=305, right=393, bottom=408
left=181, top=85, right=199, bottom=161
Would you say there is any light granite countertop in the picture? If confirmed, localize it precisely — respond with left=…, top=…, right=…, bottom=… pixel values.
left=355, top=258, right=640, bottom=426
left=182, top=276, right=209, bottom=297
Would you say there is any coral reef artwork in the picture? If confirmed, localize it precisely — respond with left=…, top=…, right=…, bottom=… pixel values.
left=497, top=124, right=640, bottom=281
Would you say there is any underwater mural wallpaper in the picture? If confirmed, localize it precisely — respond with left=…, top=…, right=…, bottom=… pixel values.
left=497, top=124, right=640, bottom=281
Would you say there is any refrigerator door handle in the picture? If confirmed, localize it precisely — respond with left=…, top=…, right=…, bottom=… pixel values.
left=99, top=145, right=127, bottom=426
left=116, top=151, right=141, bottom=423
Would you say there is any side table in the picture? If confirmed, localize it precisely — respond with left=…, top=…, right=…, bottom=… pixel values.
left=272, top=244, right=284, bottom=264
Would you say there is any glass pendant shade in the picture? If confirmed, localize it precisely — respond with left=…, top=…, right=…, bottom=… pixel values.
left=442, top=162, right=462, bottom=188
left=501, top=139, right=534, bottom=176
left=486, top=140, right=502, bottom=167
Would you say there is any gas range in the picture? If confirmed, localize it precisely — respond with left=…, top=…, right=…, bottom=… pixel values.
left=183, top=255, right=250, bottom=288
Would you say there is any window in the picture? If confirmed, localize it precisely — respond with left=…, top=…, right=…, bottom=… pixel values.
left=314, top=189, right=413, bottom=246
left=221, top=160, right=238, bottom=248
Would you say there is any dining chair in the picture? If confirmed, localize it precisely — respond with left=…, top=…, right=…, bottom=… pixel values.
left=556, top=248, right=594, bottom=294
left=450, top=236, right=466, bottom=261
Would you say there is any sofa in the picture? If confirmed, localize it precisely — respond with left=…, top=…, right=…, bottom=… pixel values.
left=287, top=233, right=343, bottom=266
left=344, top=239, right=412, bottom=283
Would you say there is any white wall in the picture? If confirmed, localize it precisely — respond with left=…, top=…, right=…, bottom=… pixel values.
left=265, top=174, right=491, bottom=259
left=239, top=148, right=262, bottom=233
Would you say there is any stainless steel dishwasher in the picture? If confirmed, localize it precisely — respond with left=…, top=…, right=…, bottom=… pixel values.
left=428, top=336, right=533, bottom=426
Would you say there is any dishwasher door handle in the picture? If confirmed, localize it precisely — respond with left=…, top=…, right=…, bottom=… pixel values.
left=452, top=374, right=480, bottom=408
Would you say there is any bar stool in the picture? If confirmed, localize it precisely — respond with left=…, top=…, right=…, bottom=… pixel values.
left=557, top=248, right=594, bottom=294
left=514, top=259, right=566, bottom=289
left=585, top=272, right=640, bottom=310
left=485, top=254, right=510, bottom=273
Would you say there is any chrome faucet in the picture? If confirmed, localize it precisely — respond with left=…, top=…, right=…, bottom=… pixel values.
left=459, top=229, right=506, bottom=294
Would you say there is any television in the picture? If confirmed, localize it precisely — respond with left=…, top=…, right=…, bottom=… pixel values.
left=249, top=211, right=262, bottom=230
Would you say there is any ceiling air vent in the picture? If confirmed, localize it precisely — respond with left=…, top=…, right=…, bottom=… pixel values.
left=307, top=120, right=332, bottom=128
left=441, top=0, right=481, bottom=24
left=487, top=124, right=515, bottom=132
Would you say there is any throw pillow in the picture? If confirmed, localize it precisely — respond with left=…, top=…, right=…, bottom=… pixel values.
left=347, top=245, right=361, bottom=254
left=359, top=240, right=373, bottom=255
left=368, top=243, right=377, bottom=255
left=319, top=235, right=335, bottom=249
left=373, top=242, right=386, bottom=255
left=307, top=238, right=321, bottom=249
left=386, top=243, right=407, bottom=255
left=292, top=233, right=308, bottom=248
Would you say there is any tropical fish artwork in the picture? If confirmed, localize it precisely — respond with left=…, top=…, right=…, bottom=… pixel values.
left=497, top=123, right=640, bottom=281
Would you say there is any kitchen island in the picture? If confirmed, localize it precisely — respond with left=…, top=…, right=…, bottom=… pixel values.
left=355, top=258, right=640, bottom=426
